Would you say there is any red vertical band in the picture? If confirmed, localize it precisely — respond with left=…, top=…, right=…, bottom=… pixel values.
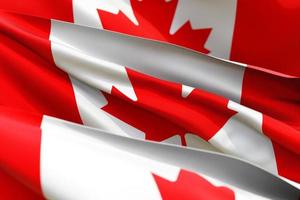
left=231, top=1, right=300, bottom=76
left=0, top=107, right=43, bottom=195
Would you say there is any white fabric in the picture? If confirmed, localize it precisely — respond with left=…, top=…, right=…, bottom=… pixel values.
left=50, top=19, right=245, bottom=103
left=40, top=116, right=300, bottom=199
left=209, top=101, right=278, bottom=174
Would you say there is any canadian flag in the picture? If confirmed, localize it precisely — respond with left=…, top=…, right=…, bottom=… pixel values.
left=1, top=0, right=300, bottom=199
left=0, top=107, right=299, bottom=199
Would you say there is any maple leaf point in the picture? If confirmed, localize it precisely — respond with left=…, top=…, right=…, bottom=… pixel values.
left=98, top=0, right=212, bottom=53
left=153, top=170, right=235, bottom=200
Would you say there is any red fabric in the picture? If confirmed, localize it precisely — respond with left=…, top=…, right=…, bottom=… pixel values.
left=241, top=67, right=300, bottom=133
left=0, top=12, right=82, bottom=123
left=103, top=68, right=235, bottom=144
left=0, top=12, right=81, bottom=199
left=272, top=141, right=300, bottom=183
left=0, top=0, right=73, bottom=22
left=231, top=0, right=300, bottom=76
left=0, top=107, right=43, bottom=195
left=0, top=169, right=44, bottom=200
left=263, top=116, right=300, bottom=183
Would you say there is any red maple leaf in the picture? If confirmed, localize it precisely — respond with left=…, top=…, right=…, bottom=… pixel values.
left=102, top=69, right=235, bottom=145
left=99, top=1, right=233, bottom=145
left=153, top=170, right=235, bottom=200
left=98, top=0, right=212, bottom=54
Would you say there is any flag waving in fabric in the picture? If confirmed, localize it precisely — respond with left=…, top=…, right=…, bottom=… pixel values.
left=0, top=0, right=300, bottom=199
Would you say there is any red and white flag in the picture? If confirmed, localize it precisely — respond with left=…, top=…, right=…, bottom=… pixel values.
left=1, top=0, right=300, bottom=199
